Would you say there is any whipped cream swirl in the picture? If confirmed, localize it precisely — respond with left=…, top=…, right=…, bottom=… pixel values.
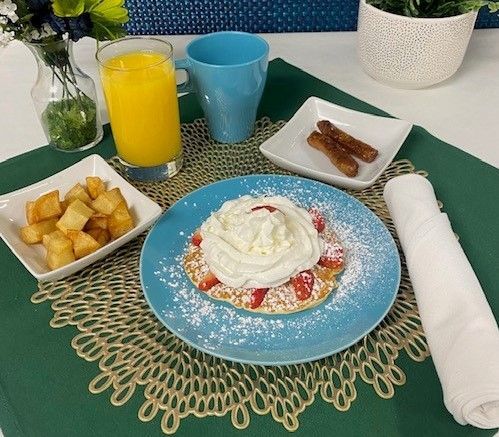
left=200, top=195, right=322, bottom=288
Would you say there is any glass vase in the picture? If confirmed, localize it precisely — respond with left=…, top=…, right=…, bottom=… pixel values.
left=26, top=38, right=103, bottom=152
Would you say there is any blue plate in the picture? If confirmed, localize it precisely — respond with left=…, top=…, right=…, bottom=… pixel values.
left=140, top=175, right=400, bottom=365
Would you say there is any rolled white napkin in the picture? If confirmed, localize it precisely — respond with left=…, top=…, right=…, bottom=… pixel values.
left=384, top=174, right=499, bottom=429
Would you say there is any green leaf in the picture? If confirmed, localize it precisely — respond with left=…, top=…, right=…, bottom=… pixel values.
left=85, top=0, right=128, bottom=23
left=489, top=1, right=499, bottom=12
left=42, top=95, right=97, bottom=150
left=90, top=19, right=126, bottom=40
left=14, top=0, right=31, bottom=19
left=52, top=0, right=85, bottom=17
left=78, top=0, right=129, bottom=41
left=366, top=0, right=496, bottom=16
left=83, top=0, right=101, bottom=9
left=408, top=0, right=420, bottom=16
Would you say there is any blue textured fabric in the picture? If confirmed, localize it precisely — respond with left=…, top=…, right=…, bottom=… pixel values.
left=124, top=0, right=499, bottom=35
left=477, top=6, right=499, bottom=27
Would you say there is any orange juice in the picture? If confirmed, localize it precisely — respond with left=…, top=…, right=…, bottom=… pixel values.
left=100, top=51, right=181, bottom=167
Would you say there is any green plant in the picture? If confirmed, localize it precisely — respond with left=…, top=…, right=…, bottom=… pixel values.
left=42, top=94, right=98, bottom=150
left=0, top=0, right=128, bottom=150
left=0, top=0, right=128, bottom=46
left=366, top=0, right=499, bottom=18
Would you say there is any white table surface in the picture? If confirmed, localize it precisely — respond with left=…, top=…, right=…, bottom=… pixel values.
left=1, top=30, right=498, bottom=168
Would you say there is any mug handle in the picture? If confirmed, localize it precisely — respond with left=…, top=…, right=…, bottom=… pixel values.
left=175, top=58, right=194, bottom=94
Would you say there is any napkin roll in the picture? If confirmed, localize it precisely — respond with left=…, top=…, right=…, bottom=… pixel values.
left=384, top=174, right=499, bottom=429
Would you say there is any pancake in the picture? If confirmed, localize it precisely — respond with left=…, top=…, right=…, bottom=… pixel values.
left=183, top=229, right=344, bottom=314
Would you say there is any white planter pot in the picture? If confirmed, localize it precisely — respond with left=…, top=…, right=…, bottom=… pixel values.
left=357, top=0, right=478, bottom=89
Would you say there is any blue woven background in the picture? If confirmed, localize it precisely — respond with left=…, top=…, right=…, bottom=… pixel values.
left=125, top=0, right=499, bottom=34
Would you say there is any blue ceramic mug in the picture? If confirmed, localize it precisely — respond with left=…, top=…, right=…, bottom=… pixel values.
left=175, top=32, right=269, bottom=144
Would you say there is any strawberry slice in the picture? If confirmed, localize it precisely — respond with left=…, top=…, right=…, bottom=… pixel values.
left=191, top=229, right=202, bottom=246
left=291, top=270, right=315, bottom=301
left=319, top=242, right=344, bottom=270
left=250, top=288, right=269, bottom=309
left=318, top=257, right=344, bottom=270
left=308, top=207, right=326, bottom=233
left=198, top=271, right=220, bottom=291
left=251, top=205, right=277, bottom=213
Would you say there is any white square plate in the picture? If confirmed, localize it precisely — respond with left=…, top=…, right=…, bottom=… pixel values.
left=259, top=96, right=413, bottom=190
left=0, top=154, right=162, bottom=282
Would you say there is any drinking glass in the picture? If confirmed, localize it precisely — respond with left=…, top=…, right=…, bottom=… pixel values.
left=96, top=37, right=182, bottom=181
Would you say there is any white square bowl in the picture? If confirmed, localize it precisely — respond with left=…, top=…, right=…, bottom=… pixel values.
left=259, top=96, right=413, bottom=190
left=0, top=154, right=162, bottom=282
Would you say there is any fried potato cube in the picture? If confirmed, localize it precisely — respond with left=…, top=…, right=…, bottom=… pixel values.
left=91, top=188, right=125, bottom=215
left=67, top=230, right=101, bottom=259
left=42, top=233, right=51, bottom=249
left=85, top=213, right=108, bottom=231
left=108, top=201, right=134, bottom=240
left=42, top=230, right=72, bottom=253
left=86, top=176, right=106, bottom=200
left=86, top=228, right=110, bottom=247
left=56, top=199, right=94, bottom=234
left=33, top=190, right=62, bottom=222
left=65, top=183, right=92, bottom=205
left=60, top=199, right=69, bottom=213
left=20, top=218, right=58, bottom=244
left=26, top=201, right=37, bottom=225
left=46, top=245, right=75, bottom=270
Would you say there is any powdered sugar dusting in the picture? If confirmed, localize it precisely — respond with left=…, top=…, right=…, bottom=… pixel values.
left=322, top=241, right=343, bottom=261
left=146, top=176, right=400, bottom=363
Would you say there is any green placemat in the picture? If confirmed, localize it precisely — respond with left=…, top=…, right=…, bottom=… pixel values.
left=0, top=58, right=498, bottom=437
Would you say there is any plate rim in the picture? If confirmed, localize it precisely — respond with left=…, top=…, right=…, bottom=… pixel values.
left=139, top=174, right=401, bottom=365
left=259, top=96, right=413, bottom=189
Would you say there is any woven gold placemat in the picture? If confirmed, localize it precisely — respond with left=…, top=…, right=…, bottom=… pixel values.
left=32, top=117, right=430, bottom=434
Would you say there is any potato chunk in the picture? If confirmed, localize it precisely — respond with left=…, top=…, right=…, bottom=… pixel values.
left=42, top=230, right=72, bottom=253
left=108, top=201, right=134, bottom=239
left=65, top=183, right=92, bottom=205
left=85, top=214, right=108, bottom=230
left=56, top=199, right=94, bottom=234
left=67, top=230, right=101, bottom=259
left=33, top=190, right=62, bottom=222
left=86, top=228, right=111, bottom=247
left=20, top=219, right=58, bottom=244
left=20, top=178, right=135, bottom=271
left=91, top=188, right=125, bottom=215
left=86, top=176, right=106, bottom=200
left=60, top=199, right=69, bottom=213
left=46, top=245, right=75, bottom=270
left=26, top=201, right=37, bottom=225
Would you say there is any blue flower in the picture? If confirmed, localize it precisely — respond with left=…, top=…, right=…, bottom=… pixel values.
left=26, top=0, right=50, bottom=13
left=67, top=13, right=92, bottom=41
left=28, top=0, right=57, bottom=31
left=46, top=13, right=67, bottom=34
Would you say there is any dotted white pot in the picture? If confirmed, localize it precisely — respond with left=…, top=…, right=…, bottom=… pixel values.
left=357, top=0, right=478, bottom=89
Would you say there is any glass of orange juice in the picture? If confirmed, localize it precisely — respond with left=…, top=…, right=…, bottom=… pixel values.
left=96, top=37, right=182, bottom=181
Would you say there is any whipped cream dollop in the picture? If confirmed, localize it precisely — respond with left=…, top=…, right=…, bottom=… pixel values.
left=199, top=195, right=322, bottom=288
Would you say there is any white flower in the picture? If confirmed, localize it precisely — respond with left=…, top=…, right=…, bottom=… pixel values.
left=29, top=29, right=40, bottom=40
left=40, top=22, right=56, bottom=38
left=0, top=15, right=7, bottom=25
left=28, top=23, right=56, bottom=41
left=0, top=0, right=18, bottom=23
left=0, top=0, right=17, bottom=15
left=0, top=27, right=14, bottom=46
